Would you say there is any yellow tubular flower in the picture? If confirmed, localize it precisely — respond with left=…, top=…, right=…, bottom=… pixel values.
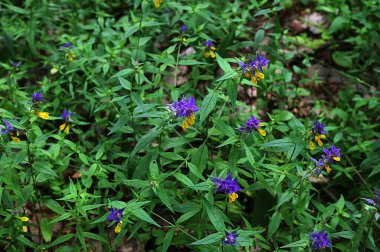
left=59, top=122, right=70, bottom=134
left=256, top=71, right=264, bottom=80
left=35, top=112, right=49, bottom=120
left=258, top=128, right=267, bottom=136
left=18, top=216, right=29, bottom=222
left=155, top=0, right=163, bottom=8
left=66, top=53, right=75, bottom=62
left=251, top=76, right=258, bottom=85
left=228, top=193, right=238, bottom=203
left=22, top=226, right=28, bottom=232
left=11, top=136, right=21, bottom=143
left=315, top=134, right=325, bottom=146
left=309, top=140, right=315, bottom=150
left=181, top=113, right=195, bottom=130
left=114, top=221, right=122, bottom=233
left=325, top=163, right=331, bottom=173
left=210, top=51, right=216, bottom=59
left=333, top=156, right=340, bottom=162
left=204, top=51, right=210, bottom=58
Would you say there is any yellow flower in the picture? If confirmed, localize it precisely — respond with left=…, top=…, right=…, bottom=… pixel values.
left=11, top=136, right=21, bottom=143
left=309, top=140, right=315, bottom=150
left=59, top=122, right=70, bottom=134
left=66, top=53, right=75, bottom=62
left=35, top=112, right=49, bottom=120
left=115, top=221, right=122, bottom=233
left=17, top=216, right=29, bottom=222
left=333, top=156, right=340, bottom=162
left=258, top=128, right=267, bottom=136
left=228, top=193, right=238, bottom=203
left=325, top=163, right=331, bottom=173
left=155, top=0, right=163, bottom=7
left=181, top=113, right=195, bottom=130
left=314, top=134, right=325, bottom=146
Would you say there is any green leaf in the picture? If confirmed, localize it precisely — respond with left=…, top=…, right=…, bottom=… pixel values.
left=83, top=232, right=108, bottom=243
left=213, top=118, right=236, bottom=138
left=215, top=70, right=238, bottom=82
left=44, top=234, right=75, bottom=248
left=40, top=218, right=53, bottom=242
left=174, top=173, right=194, bottom=187
left=118, top=76, right=131, bottom=90
left=177, top=209, right=201, bottom=224
left=16, top=236, right=36, bottom=248
left=280, top=239, right=308, bottom=248
left=132, top=208, right=161, bottom=227
left=268, top=211, right=282, bottom=238
left=204, top=201, right=226, bottom=231
left=191, top=232, right=223, bottom=245
left=188, top=163, right=205, bottom=180
left=178, top=60, right=205, bottom=66
left=332, top=51, right=352, bottom=68
left=162, top=229, right=174, bottom=252
left=254, top=29, right=265, bottom=48
left=131, top=126, right=162, bottom=157
left=199, top=90, right=218, bottom=124
left=156, top=186, right=174, bottom=212
left=216, top=53, right=232, bottom=72
left=261, top=138, right=295, bottom=152
left=226, top=79, right=237, bottom=110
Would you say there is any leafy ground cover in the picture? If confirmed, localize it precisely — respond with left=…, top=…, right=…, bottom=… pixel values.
left=0, top=0, right=379, bottom=251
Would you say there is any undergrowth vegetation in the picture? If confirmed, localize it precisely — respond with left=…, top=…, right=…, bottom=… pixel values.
left=0, top=0, right=379, bottom=251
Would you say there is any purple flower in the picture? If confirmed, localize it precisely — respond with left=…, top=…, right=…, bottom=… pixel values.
left=62, top=42, right=72, bottom=48
left=204, top=40, right=215, bottom=48
left=211, top=173, right=241, bottom=201
left=168, top=96, right=199, bottom=118
left=181, top=25, right=187, bottom=33
left=254, top=52, right=270, bottom=71
left=12, top=61, right=21, bottom=68
left=1, top=119, right=21, bottom=142
left=363, top=188, right=380, bottom=208
left=239, top=61, right=249, bottom=73
left=60, top=108, right=74, bottom=122
left=246, top=115, right=262, bottom=131
left=32, top=92, right=44, bottom=103
left=309, top=230, right=330, bottom=250
left=239, top=115, right=266, bottom=136
left=222, top=231, right=238, bottom=247
left=312, top=121, right=326, bottom=135
left=323, top=145, right=341, bottom=163
left=310, top=157, right=325, bottom=176
left=2, top=119, right=13, bottom=132
left=107, top=208, right=124, bottom=223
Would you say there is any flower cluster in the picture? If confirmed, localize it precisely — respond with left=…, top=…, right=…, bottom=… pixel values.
left=309, top=230, right=330, bottom=250
left=168, top=96, right=199, bottom=130
left=59, top=108, right=74, bottom=134
left=310, top=145, right=341, bottom=174
left=309, top=121, right=326, bottom=150
left=363, top=188, right=380, bottom=209
left=62, top=42, right=75, bottom=61
left=239, top=115, right=266, bottom=136
left=1, top=119, right=22, bottom=143
left=155, top=0, right=163, bottom=8
left=204, top=40, right=216, bottom=59
left=211, top=173, right=241, bottom=203
left=32, top=92, right=49, bottom=120
left=239, top=52, right=269, bottom=85
left=107, top=208, right=124, bottom=233
left=222, top=231, right=238, bottom=247
left=180, top=25, right=188, bottom=42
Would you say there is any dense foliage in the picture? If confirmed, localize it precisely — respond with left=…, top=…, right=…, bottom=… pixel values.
left=0, top=0, right=379, bottom=251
